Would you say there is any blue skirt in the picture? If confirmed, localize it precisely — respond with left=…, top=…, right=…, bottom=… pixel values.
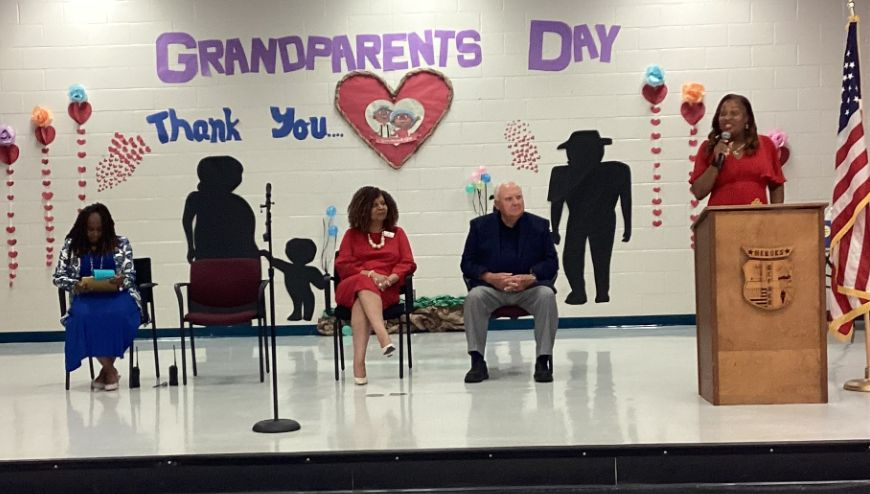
left=64, top=291, right=141, bottom=372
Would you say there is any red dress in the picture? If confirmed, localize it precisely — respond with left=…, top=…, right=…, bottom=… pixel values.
left=335, top=227, right=416, bottom=309
left=689, top=135, right=786, bottom=206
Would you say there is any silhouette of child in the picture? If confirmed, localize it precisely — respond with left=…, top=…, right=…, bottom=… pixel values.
left=272, top=238, right=327, bottom=321
left=182, top=156, right=259, bottom=262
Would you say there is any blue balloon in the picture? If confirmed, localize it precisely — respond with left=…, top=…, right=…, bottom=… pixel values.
left=328, top=224, right=339, bottom=236
left=481, top=173, right=491, bottom=183
left=326, top=205, right=337, bottom=217
left=341, top=324, right=352, bottom=336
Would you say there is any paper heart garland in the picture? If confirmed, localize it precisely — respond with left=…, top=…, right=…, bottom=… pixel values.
left=68, top=101, right=92, bottom=125
left=0, top=145, right=19, bottom=165
left=642, top=84, right=668, bottom=105
left=335, top=68, right=453, bottom=169
left=680, top=102, right=705, bottom=126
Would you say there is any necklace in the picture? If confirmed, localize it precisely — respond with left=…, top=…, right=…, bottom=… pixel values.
left=88, top=251, right=104, bottom=273
left=367, top=232, right=385, bottom=249
left=731, top=142, right=747, bottom=157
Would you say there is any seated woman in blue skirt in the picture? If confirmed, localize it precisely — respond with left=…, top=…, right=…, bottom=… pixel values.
left=53, top=203, right=141, bottom=391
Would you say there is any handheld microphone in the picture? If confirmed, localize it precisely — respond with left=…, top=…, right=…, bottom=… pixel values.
left=714, top=131, right=732, bottom=168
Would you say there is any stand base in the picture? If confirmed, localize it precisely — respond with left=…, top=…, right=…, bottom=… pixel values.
left=844, top=378, right=870, bottom=392
left=252, top=418, right=301, bottom=434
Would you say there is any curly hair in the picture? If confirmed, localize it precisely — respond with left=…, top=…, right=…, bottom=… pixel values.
left=65, top=203, right=119, bottom=256
left=705, top=93, right=760, bottom=156
left=347, top=186, right=398, bottom=232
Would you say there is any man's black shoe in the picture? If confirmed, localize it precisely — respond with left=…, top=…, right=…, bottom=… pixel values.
left=464, top=359, right=489, bottom=383
left=534, top=355, right=553, bottom=383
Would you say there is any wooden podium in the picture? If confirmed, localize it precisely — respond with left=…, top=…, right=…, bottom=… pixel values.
left=693, top=203, right=828, bottom=405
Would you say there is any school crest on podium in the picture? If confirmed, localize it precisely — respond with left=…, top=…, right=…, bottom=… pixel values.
left=741, top=246, right=794, bottom=310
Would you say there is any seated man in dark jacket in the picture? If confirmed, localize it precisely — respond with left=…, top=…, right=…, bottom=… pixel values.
left=460, top=182, right=559, bottom=383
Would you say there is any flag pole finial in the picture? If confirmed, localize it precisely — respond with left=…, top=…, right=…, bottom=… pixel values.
left=849, top=0, right=857, bottom=19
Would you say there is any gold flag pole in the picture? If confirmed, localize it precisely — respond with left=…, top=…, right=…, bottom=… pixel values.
left=844, top=313, right=870, bottom=391
left=841, top=0, right=870, bottom=392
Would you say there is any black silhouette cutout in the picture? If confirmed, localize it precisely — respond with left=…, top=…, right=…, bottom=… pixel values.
left=548, top=130, right=632, bottom=305
left=272, top=238, right=327, bottom=321
left=182, top=156, right=259, bottom=262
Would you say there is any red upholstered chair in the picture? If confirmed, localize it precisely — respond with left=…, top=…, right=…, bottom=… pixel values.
left=174, top=258, right=269, bottom=385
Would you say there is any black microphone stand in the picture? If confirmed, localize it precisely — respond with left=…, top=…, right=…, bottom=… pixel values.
left=253, top=183, right=301, bottom=434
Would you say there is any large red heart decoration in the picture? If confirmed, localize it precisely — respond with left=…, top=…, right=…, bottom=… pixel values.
left=335, top=69, right=453, bottom=169
left=642, top=84, right=668, bottom=105
left=0, top=144, right=19, bottom=165
left=680, top=102, right=705, bottom=126
left=778, top=147, right=790, bottom=166
left=35, top=126, right=56, bottom=146
left=68, top=102, right=93, bottom=125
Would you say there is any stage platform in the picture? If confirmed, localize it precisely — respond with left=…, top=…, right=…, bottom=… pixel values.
left=3, top=327, right=870, bottom=493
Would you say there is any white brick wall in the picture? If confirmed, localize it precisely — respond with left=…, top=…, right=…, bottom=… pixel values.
left=0, top=0, right=862, bottom=332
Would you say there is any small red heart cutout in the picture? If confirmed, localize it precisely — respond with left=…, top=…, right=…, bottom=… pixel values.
left=690, top=214, right=699, bottom=222
left=46, top=246, right=54, bottom=253
left=77, top=166, right=87, bottom=173
left=653, top=174, right=662, bottom=181
left=6, top=239, right=16, bottom=246
left=46, top=236, right=56, bottom=243
left=41, top=147, right=49, bottom=153
left=689, top=139, right=698, bottom=147
left=42, top=180, right=51, bottom=187
left=76, top=139, right=86, bottom=145
left=653, top=187, right=661, bottom=193
left=690, top=199, right=700, bottom=208
left=650, top=132, right=661, bottom=140
left=653, top=162, right=661, bottom=168
left=6, top=211, right=13, bottom=218
left=8, top=262, right=18, bottom=270
left=5, top=180, right=12, bottom=187
left=77, top=151, right=87, bottom=159
left=690, top=127, right=698, bottom=136
left=8, top=251, right=18, bottom=258
left=651, top=106, right=661, bottom=114
left=5, top=167, right=13, bottom=175
left=5, top=226, right=14, bottom=234
left=651, top=198, right=662, bottom=205
left=653, top=209, right=662, bottom=216
left=41, top=159, right=49, bottom=165
left=652, top=220, right=662, bottom=227
left=651, top=147, right=662, bottom=154
left=41, top=191, right=53, bottom=200
left=78, top=180, right=87, bottom=187
left=41, top=169, right=51, bottom=176
left=650, top=118, right=661, bottom=126
left=78, top=194, right=87, bottom=201
left=689, top=155, right=697, bottom=161
left=77, top=128, right=86, bottom=135
left=44, top=204, right=53, bottom=211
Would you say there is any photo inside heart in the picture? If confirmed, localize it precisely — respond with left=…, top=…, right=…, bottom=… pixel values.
left=335, top=69, right=453, bottom=169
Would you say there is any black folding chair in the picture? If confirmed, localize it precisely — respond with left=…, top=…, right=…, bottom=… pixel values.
left=324, top=270, right=415, bottom=380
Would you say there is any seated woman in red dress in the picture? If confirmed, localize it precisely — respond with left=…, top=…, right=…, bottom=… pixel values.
left=335, top=186, right=416, bottom=385
left=690, top=94, right=785, bottom=206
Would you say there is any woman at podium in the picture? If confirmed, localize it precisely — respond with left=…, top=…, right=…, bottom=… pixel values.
left=689, top=94, right=785, bottom=206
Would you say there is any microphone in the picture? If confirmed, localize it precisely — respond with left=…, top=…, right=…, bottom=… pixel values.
left=714, top=131, right=732, bottom=168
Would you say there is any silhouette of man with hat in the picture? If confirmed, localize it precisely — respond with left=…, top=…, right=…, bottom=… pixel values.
left=548, top=131, right=632, bottom=305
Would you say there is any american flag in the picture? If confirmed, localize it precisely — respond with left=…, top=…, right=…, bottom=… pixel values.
left=829, top=18, right=870, bottom=339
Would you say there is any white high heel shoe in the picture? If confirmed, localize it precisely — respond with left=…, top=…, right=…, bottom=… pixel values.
left=381, top=343, right=395, bottom=357
left=354, top=376, right=368, bottom=385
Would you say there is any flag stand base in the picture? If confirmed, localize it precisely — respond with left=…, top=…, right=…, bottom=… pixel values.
left=844, top=368, right=870, bottom=392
